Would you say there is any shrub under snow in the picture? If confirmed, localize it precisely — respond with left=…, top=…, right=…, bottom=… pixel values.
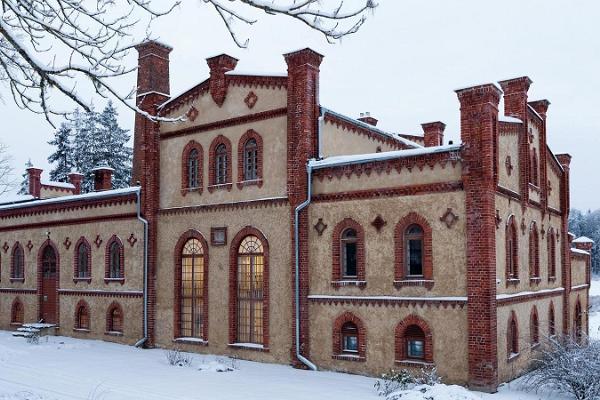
left=374, top=367, right=441, bottom=398
left=525, top=335, right=600, bottom=400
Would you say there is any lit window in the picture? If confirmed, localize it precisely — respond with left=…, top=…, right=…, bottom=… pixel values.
left=237, top=235, right=265, bottom=344
left=180, top=238, right=205, bottom=339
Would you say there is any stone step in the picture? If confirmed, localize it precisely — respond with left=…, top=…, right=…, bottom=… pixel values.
left=12, top=331, right=34, bottom=338
left=22, top=323, right=56, bottom=329
left=17, top=327, right=41, bottom=333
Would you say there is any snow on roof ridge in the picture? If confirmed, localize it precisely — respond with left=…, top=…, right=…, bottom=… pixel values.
left=159, top=79, right=210, bottom=109
left=528, top=104, right=543, bottom=120
left=0, top=187, right=139, bottom=212
left=321, top=107, right=423, bottom=149
left=573, top=236, right=594, bottom=243
left=225, top=70, right=287, bottom=77
left=499, top=116, right=522, bottom=123
left=0, top=193, right=35, bottom=205
left=571, top=248, right=590, bottom=255
left=308, top=144, right=462, bottom=170
left=41, top=180, right=75, bottom=189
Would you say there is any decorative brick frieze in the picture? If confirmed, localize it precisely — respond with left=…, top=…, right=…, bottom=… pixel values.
left=323, top=113, right=410, bottom=150
left=308, top=296, right=466, bottom=309
left=58, top=289, right=143, bottom=298
left=159, top=197, right=288, bottom=216
left=496, top=288, right=564, bottom=306
left=0, top=288, right=37, bottom=294
left=0, top=214, right=138, bottom=233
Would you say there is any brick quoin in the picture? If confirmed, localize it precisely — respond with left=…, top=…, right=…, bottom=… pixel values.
left=456, top=83, right=501, bottom=392
left=284, top=48, right=323, bottom=367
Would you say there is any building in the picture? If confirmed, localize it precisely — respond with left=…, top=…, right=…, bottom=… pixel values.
left=0, top=41, right=592, bottom=392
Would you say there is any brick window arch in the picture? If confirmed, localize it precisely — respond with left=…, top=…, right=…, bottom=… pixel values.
left=229, top=227, right=269, bottom=348
left=73, top=237, right=92, bottom=280
left=395, top=315, right=433, bottom=364
left=174, top=230, right=209, bottom=340
left=529, top=222, right=540, bottom=280
left=106, top=302, right=123, bottom=333
left=332, top=312, right=366, bottom=361
left=74, top=300, right=90, bottom=330
left=11, top=298, right=24, bottom=324
left=209, top=135, right=232, bottom=190
left=11, top=242, right=25, bottom=281
left=331, top=218, right=365, bottom=284
left=548, top=301, right=556, bottom=337
left=394, top=213, right=433, bottom=283
left=574, top=298, right=583, bottom=343
left=547, top=228, right=556, bottom=280
left=530, top=306, right=539, bottom=345
left=181, top=140, right=203, bottom=194
left=508, top=311, right=519, bottom=357
left=105, top=236, right=124, bottom=281
left=505, top=215, right=519, bottom=282
left=237, top=129, right=263, bottom=188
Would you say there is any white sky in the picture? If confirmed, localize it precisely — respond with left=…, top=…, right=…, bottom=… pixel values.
left=1, top=0, right=599, bottom=210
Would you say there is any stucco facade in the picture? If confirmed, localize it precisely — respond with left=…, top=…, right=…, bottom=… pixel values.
left=0, top=42, right=592, bottom=393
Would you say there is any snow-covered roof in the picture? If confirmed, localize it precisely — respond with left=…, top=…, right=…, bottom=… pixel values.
left=0, top=193, right=35, bottom=205
left=571, top=248, right=590, bottom=256
left=573, top=236, right=594, bottom=244
left=528, top=104, right=543, bottom=120
left=321, top=107, right=423, bottom=149
left=91, top=166, right=115, bottom=172
left=499, top=116, right=522, bottom=123
left=0, top=187, right=139, bottom=212
left=41, top=180, right=75, bottom=189
left=308, top=144, right=462, bottom=170
left=225, top=70, right=287, bottom=77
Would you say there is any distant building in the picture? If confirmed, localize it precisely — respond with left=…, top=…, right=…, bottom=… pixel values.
left=0, top=41, right=592, bottom=392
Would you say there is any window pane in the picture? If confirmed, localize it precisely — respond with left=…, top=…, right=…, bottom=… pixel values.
left=407, top=339, right=424, bottom=358
left=343, top=335, right=358, bottom=352
left=343, top=242, right=357, bottom=277
left=408, top=239, right=423, bottom=275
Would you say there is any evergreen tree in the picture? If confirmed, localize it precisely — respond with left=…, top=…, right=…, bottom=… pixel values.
left=569, top=208, right=600, bottom=275
left=17, top=159, right=32, bottom=195
left=48, top=122, right=74, bottom=182
left=97, top=101, right=132, bottom=189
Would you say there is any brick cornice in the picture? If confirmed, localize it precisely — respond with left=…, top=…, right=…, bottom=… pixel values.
left=323, top=114, right=410, bottom=150
left=0, top=213, right=138, bottom=232
left=58, top=289, right=143, bottom=298
left=159, top=197, right=288, bottom=216
left=0, top=288, right=37, bottom=294
left=312, top=181, right=463, bottom=203
left=41, top=184, right=75, bottom=194
left=160, top=108, right=287, bottom=141
left=496, top=288, right=564, bottom=306
left=308, top=295, right=466, bottom=309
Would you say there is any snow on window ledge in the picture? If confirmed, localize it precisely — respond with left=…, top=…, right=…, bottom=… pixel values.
left=332, top=353, right=366, bottom=362
left=236, top=179, right=263, bottom=190
left=228, top=343, right=269, bottom=352
left=73, top=328, right=90, bottom=333
left=105, top=331, right=123, bottom=337
left=104, top=278, right=125, bottom=285
left=507, top=352, right=520, bottom=362
left=73, top=277, right=92, bottom=284
left=394, top=280, right=434, bottom=290
left=331, top=280, right=367, bottom=289
left=395, top=359, right=434, bottom=368
left=174, top=337, right=208, bottom=346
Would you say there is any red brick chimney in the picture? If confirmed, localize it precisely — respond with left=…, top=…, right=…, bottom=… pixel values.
left=68, top=171, right=84, bottom=195
left=206, top=54, right=238, bottom=107
left=26, top=167, right=43, bottom=198
left=92, top=166, right=114, bottom=191
left=358, top=112, right=378, bottom=126
left=421, top=121, right=446, bottom=147
left=573, top=237, right=594, bottom=252
left=498, top=77, right=531, bottom=120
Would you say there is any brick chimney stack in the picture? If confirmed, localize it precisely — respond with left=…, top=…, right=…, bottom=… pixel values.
left=68, top=171, right=84, bottom=195
left=206, top=54, right=238, bottom=106
left=421, top=121, right=446, bottom=147
left=573, top=237, right=594, bottom=252
left=498, top=77, right=532, bottom=120
left=528, top=99, right=550, bottom=120
left=358, top=112, right=378, bottom=126
left=92, top=166, right=114, bottom=191
left=26, top=167, right=43, bottom=198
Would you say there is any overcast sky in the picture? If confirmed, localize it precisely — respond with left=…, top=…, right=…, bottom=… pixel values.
left=1, top=0, right=598, bottom=210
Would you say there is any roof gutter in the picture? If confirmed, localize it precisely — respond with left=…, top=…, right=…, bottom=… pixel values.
left=134, top=187, right=149, bottom=348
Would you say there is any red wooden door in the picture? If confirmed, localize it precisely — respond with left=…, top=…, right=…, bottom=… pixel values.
left=41, top=245, right=58, bottom=324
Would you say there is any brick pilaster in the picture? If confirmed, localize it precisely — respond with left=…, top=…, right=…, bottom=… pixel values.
left=456, top=83, right=501, bottom=392
left=284, top=48, right=323, bottom=366
left=529, top=100, right=551, bottom=214
left=556, top=153, right=572, bottom=336
left=26, top=167, right=42, bottom=198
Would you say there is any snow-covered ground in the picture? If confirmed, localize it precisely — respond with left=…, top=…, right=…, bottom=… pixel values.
left=0, top=280, right=597, bottom=400
left=589, top=277, right=600, bottom=340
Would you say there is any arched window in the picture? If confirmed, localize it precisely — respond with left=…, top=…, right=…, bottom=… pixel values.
left=75, top=302, right=90, bottom=330
left=187, top=149, right=200, bottom=189
left=237, top=235, right=265, bottom=344
left=548, top=229, right=556, bottom=279
left=11, top=243, right=25, bottom=280
left=549, top=302, right=556, bottom=337
left=341, top=322, right=359, bottom=353
left=341, top=228, right=358, bottom=278
left=395, top=315, right=433, bottom=363
left=243, top=139, right=258, bottom=181
left=406, top=224, right=424, bottom=277
left=529, top=223, right=540, bottom=279
left=574, top=300, right=583, bottom=343
left=506, top=216, right=519, bottom=280
left=530, top=151, right=539, bottom=186
left=75, top=239, right=91, bottom=279
left=106, top=237, right=124, bottom=280
left=405, top=325, right=426, bottom=359
left=215, top=143, right=228, bottom=184
left=107, top=303, right=123, bottom=333
left=180, top=237, right=206, bottom=339
left=508, top=312, right=519, bottom=356
left=531, top=307, right=539, bottom=345
left=11, top=299, right=24, bottom=324
left=42, top=245, right=57, bottom=278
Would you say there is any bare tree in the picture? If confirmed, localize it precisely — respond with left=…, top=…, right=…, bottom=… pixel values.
left=0, top=142, right=15, bottom=196
left=0, top=0, right=376, bottom=125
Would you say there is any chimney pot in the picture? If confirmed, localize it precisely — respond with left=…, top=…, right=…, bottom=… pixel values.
left=421, top=121, right=446, bottom=147
left=91, top=165, right=114, bottom=191
left=68, top=171, right=84, bottom=195
left=358, top=113, right=378, bottom=126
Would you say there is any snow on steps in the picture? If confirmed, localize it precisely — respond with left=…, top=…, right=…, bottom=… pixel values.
left=11, top=323, right=57, bottom=338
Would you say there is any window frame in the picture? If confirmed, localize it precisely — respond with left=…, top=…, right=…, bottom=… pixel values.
left=73, top=237, right=92, bottom=280
left=529, top=222, right=540, bottom=279
left=395, top=315, right=433, bottom=365
left=74, top=300, right=90, bottom=331
left=331, top=219, right=365, bottom=285
left=181, top=140, right=203, bottom=195
left=104, top=236, right=124, bottom=281
left=237, top=130, right=264, bottom=188
left=405, top=224, right=425, bottom=277
left=11, top=242, right=25, bottom=281
left=530, top=306, right=539, bottom=346
left=10, top=298, right=24, bottom=325
left=106, top=302, right=123, bottom=333
left=208, top=135, right=232, bottom=191
left=333, top=312, right=366, bottom=361
left=394, top=213, right=433, bottom=286
left=505, top=215, right=519, bottom=283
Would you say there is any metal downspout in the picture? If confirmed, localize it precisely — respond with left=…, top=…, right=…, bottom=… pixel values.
left=134, top=187, right=149, bottom=348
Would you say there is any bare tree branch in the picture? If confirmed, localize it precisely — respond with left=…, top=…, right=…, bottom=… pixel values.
left=0, top=142, right=15, bottom=196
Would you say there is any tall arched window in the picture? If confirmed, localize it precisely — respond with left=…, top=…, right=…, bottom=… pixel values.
left=11, top=243, right=25, bottom=280
left=529, top=223, right=540, bottom=279
left=75, top=239, right=91, bottom=278
left=341, top=228, right=358, bottom=278
left=548, top=229, right=556, bottom=279
left=405, top=224, right=424, bottom=277
left=105, top=237, right=124, bottom=280
left=11, top=299, right=24, bottom=324
left=188, top=149, right=200, bottom=189
left=243, top=139, right=258, bottom=181
left=42, top=245, right=57, bottom=278
left=531, top=307, right=539, bottom=345
left=506, top=216, right=519, bottom=280
left=549, top=302, right=556, bottom=337
left=215, top=143, right=228, bottom=184
left=508, top=312, right=519, bottom=356
left=574, top=300, right=583, bottom=343
left=107, top=303, right=123, bottom=333
left=237, top=235, right=265, bottom=344
left=75, top=302, right=90, bottom=330
left=180, top=238, right=205, bottom=338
